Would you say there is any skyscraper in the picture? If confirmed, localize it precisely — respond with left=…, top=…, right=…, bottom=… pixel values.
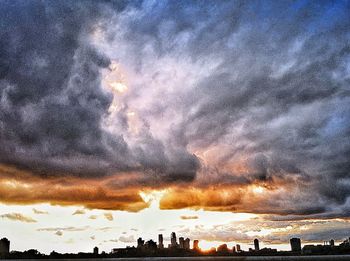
left=93, top=246, right=99, bottom=255
left=184, top=238, right=190, bottom=250
left=0, top=238, right=10, bottom=255
left=290, top=238, right=301, bottom=252
left=254, top=238, right=259, bottom=251
left=193, top=240, right=199, bottom=250
left=236, top=244, right=241, bottom=252
left=179, top=237, right=184, bottom=249
left=158, top=234, right=164, bottom=249
left=137, top=237, right=144, bottom=248
left=170, top=232, right=177, bottom=248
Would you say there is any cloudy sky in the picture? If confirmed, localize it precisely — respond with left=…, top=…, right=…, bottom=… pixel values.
left=0, top=0, right=349, bottom=254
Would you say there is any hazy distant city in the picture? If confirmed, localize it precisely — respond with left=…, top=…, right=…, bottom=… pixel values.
left=1, top=232, right=350, bottom=259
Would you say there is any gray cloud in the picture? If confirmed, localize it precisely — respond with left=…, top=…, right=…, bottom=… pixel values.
left=118, top=235, right=135, bottom=243
left=99, top=0, right=349, bottom=216
left=0, top=0, right=199, bottom=182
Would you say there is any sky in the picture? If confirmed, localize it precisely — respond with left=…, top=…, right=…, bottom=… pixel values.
left=0, top=0, right=349, bottom=254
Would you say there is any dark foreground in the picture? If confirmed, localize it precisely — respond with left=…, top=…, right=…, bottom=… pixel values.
left=2, top=256, right=350, bottom=261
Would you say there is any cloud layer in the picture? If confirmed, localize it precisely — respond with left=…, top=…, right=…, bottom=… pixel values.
left=0, top=0, right=349, bottom=219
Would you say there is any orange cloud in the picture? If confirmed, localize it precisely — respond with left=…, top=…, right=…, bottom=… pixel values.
left=0, top=165, right=149, bottom=212
left=180, top=215, right=199, bottom=220
left=104, top=212, right=114, bottom=221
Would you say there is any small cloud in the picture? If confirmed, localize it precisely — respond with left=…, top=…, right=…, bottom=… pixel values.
left=107, top=239, right=118, bottom=243
left=55, top=231, right=63, bottom=236
left=180, top=215, right=199, bottom=220
left=37, top=226, right=89, bottom=232
left=90, top=235, right=95, bottom=240
left=131, top=228, right=138, bottom=231
left=118, top=235, right=135, bottom=243
left=33, top=208, right=48, bottom=215
left=96, top=226, right=115, bottom=231
left=89, top=215, right=98, bottom=220
left=0, top=213, right=37, bottom=223
left=72, top=209, right=86, bottom=215
left=122, top=231, right=127, bottom=234
left=104, top=212, right=113, bottom=221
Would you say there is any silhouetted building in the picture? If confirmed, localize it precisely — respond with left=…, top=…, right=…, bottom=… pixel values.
left=254, top=238, right=259, bottom=251
left=193, top=240, right=199, bottom=250
left=0, top=238, right=10, bottom=255
left=170, top=232, right=177, bottom=248
left=302, top=244, right=333, bottom=255
left=137, top=237, right=144, bottom=248
left=93, top=247, right=98, bottom=255
left=179, top=237, right=185, bottom=249
left=290, top=238, right=301, bottom=252
left=184, top=238, right=190, bottom=250
left=330, top=239, right=335, bottom=246
left=158, top=234, right=164, bottom=249
left=144, top=240, right=157, bottom=251
left=217, top=244, right=229, bottom=253
left=236, top=244, right=241, bottom=252
left=232, top=246, right=236, bottom=253
left=259, top=247, right=278, bottom=254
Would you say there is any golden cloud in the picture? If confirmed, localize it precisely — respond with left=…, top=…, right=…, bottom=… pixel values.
left=180, top=215, right=199, bottom=220
left=0, top=165, right=149, bottom=212
left=0, top=212, right=37, bottom=223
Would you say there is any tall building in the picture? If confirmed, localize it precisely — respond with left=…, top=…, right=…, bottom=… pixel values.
left=179, top=237, right=185, bottom=249
left=93, top=246, right=99, bottom=255
left=184, top=238, right=190, bottom=250
left=193, top=240, right=199, bottom=250
left=236, top=244, right=241, bottom=252
left=0, top=238, right=10, bottom=255
left=254, top=238, right=260, bottom=251
left=158, top=234, right=164, bottom=249
left=330, top=239, right=335, bottom=246
left=170, top=232, right=177, bottom=248
left=137, top=237, right=144, bottom=248
left=290, top=238, right=301, bottom=252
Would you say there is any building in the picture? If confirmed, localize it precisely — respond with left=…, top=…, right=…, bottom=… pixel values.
left=0, top=238, right=10, bottom=255
left=179, top=237, right=184, bottom=249
left=290, top=238, right=301, bottom=252
left=254, top=238, right=259, bottom=251
left=158, top=234, right=164, bottom=249
left=217, top=244, right=229, bottom=253
left=193, top=240, right=199, bottom=250
left=184, top=238, right=190, bottom=250
left=144, top=240, right=157, bottom=251
left=236, top=244, right=241, bottom=252
left=330, top=239, right=335, bottom=246
left=137, top=237, right=144, bottom=248
left=93, top=246, right=99, bottom=255
left=170, top=232, right=177, bottom=248
left=232, top=246, right=236, bottom=253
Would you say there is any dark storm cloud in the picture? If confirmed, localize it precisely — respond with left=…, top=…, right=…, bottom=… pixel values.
left=104, top=0, right=350, bottom=216
left=0, top=0, right=199, bottom=180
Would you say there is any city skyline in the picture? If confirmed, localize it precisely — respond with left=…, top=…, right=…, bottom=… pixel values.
left=0, top=0, right=349, bottom=256
left=2, top=230, right=350, bottom=257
